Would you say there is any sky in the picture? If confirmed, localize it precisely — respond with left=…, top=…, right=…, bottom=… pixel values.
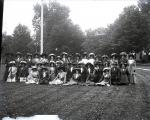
left=2, top=0, right=138, bottom=35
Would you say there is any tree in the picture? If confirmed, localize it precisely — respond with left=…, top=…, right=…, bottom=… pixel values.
left=82, top=28, right=109, bottom=55
left=13, top=24, right=33, bottom=53
left=138, top=0, right=150, bottom=48
left=1, top=33, right=14, bottom=56
left=105, top=6, right=149, bottom=53
left=32, top=2, right=85, bottom=54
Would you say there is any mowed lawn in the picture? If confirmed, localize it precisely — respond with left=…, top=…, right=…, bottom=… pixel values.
left=0, top=65, right=150, bottom=120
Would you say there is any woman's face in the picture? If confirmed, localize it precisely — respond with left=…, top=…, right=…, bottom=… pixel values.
left=129, top=56, right=133, bottom=59
left=76, top=70, right=79, bottom=74
left=122, top=64, right=125, bottom=68
left=28, top=56, right=32, bottom=59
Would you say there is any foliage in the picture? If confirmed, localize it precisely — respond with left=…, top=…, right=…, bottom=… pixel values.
left=2, top=24, right=34, bottom=55
left=32, top=2, right=85, bottom=54
left=82, top=5, right=150, bottom=54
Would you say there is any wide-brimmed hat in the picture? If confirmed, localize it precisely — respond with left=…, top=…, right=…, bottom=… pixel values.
left=57, top=66, right=65, bottom=71
left=89, top=53, right=95, bottom=57
left=111, top=53, right=117, bottom=57
left=9, top=61, right=16, bottom=65
left=94, top=61, right=103, bottom=66
left=37, top=61, right=42, bottom=65
left=56, top=60, right=63, bottom=65
left=41, top=66, right=48, bottom=70
left=26, top=53, right=32, bottom=57
left=72, top=68, right=81, bottom=73
left=83, top=52, right=88, bottom=57
left=48, top=53, right=56, bottom=57
left=75, top=53, right=81, bottom=58
left=102, top=55, right=108, bottom=58
left=103, top=67, right=110, bottom=72
left=62, top=52, right=68, bottom=56
left=112, top=61, right=118, bottom=65
left=20, top=61, right=27, bottom=64
left=16, top=52, right=22, bottom=55
left=78, top=61, right=85, bottom=66
left=128, top=53, right=134, bottom=57
left=49, top=61, right=56, bottom=66
left=120, top=52, right=127, bottom=56
left=57, top=56, right=61, bottom=59
left=120, top=63, right=128, bottom=67
left=16, top=52, right=22, bottom=57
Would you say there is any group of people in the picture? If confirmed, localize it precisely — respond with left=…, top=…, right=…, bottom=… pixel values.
left=3, top=51, right=136, bottom=86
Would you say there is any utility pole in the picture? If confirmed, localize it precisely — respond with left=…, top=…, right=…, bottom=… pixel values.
left=40, top=0, right=44, bottom=54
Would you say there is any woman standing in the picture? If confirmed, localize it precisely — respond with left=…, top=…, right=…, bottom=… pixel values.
left=128, top=53, right=136, bottom=84
left=120, top=63, right=130, bottom=85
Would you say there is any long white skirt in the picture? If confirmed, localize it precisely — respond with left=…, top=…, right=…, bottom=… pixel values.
left=26, top=77, right=39, bottom=84
left=96, top=80, right=110, bottom=86
left=20, top=77, right=27, bottom=82
left=49, top=79, right=63, bottom=85
left=63, top=79, right=77, bottom=86
left=7, top=76, right=16, bottom=82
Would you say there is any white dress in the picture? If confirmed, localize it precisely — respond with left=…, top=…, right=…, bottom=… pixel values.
left=88, top=58, right=95, bottom=65
left=26, top=70, right=39, bottom=84
left=7, top=67, right=17, bottom=82
left=49, top=72, right=66, bottom=85
left=96, top=73, right=111, bottom=86
left=128, top=59, right=136, bottom=83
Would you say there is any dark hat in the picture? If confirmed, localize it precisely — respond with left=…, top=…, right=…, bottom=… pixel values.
left=41, top=53, right=47, bottom=57
left=85, top=62, right=94, bottom=69
left=34, top=53, right=40, bottom=57
left=94, top=61, right=103, bottom=66
left=57, top=66, right=65, bottom=71
left=41, top=67, right=48, bottom=70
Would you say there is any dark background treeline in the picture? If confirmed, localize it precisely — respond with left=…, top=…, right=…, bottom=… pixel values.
left=1, top=0, right=150, bottom=56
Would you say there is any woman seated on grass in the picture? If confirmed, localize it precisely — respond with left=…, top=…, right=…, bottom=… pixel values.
left=49, top=66, right=66, bottom=85
left=64, top=68, right=81, bottom=85
left=96, top=67, right=111, bottom=86
left=7, top=61, right=17, bottom=82
left=26, top=66, right=39, bottom=84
